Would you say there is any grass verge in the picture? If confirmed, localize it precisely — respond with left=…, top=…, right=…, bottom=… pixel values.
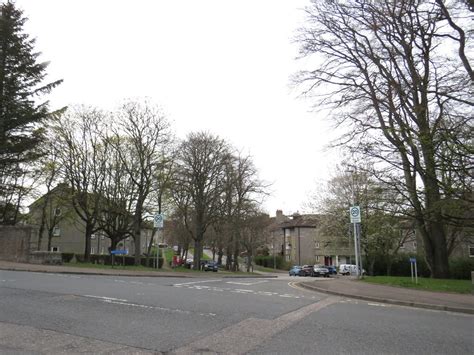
left=253, top=265, right=287, bottom=273
left=360, top=276, right=472, bottom=294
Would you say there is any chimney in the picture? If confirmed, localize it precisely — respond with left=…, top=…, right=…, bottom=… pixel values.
left=276, top=210, right=284, bottom=222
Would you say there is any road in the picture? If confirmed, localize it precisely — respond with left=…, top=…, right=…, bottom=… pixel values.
left=0, top=270, right=472, bottom=354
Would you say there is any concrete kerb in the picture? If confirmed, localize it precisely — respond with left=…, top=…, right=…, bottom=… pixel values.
left=0, top=265, right=277, bottom=279
left=298, top=281, right=474, bottom=315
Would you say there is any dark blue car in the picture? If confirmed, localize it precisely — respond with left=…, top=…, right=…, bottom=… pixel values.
left=203, top=261, right=219, bottom=272
left=325, top=265, right=337, bottom=275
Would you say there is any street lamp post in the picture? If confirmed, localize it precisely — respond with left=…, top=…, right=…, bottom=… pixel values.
left=347, top=168, right=362, bottom=278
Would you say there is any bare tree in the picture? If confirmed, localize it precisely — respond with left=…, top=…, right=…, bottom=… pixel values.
left=111, top=99, right=171, bottom=266
left=172, top=132, right=230, bottom=270
left=296, top=0, right=473, bottom=278
left=96, top=136, right=135, bottom=251
left=240, top=208, right=271, bottom=272
left=54, top=106, right=108, bottom=262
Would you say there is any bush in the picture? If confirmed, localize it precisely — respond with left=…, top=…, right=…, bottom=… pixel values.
left=369, top=254, right=473, bottom=279
left=449, top=258, right=474, bottom=280
left=75, top=254, right=163, bottom=268
left=255, top=255, right=290, bottom=270
left=369, top=254, right=430, bottom=278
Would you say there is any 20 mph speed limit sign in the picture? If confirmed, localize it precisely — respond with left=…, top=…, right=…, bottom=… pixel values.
left=350, top=206, right=361, bottom=223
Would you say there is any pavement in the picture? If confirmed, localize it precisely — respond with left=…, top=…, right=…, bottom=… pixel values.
left=1, top=260, right=473, bottom=314
left=299, top=276, right=474, bottom=315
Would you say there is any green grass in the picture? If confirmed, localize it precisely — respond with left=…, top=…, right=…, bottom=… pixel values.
left=361, top=276, right=472, bottom=294
left=253, top=264, right=287, bottom=273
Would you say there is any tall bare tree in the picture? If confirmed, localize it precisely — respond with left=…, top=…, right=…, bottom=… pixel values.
left=96, top=136, right=135, bottom=251
left=296, top=0, right=473, bottom=278
left=111, top=100, right=171, bottom=265
left=172, top=132, right=230, bottom=270
left=54, top=106, right=108, bottom=262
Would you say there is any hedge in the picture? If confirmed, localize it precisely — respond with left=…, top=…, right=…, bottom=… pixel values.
left=69, top=254, right=163, bottom=268
left=61, top=253, right=75, bottom=263
left=254, top=255, right=291, bottom=270
left=368, top=254, right=473, bottom=279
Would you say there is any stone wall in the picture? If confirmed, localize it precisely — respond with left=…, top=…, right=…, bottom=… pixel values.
left=0, top=225, right=37, bottom=262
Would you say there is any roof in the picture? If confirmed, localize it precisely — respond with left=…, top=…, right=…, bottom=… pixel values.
left=268, top=212, right=320, bottom=231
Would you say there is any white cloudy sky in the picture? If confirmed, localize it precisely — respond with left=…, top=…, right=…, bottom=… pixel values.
left=16, top=0, right=342, bottom=216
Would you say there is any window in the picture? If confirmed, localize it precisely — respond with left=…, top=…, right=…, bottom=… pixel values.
left=100, top=235, right=105, bottom=240
left=52, top=227, right=60, bottom=237
left=51, top=246, right=59, bottom=252
left=413, top=242, right=417, bottom=248
left=91, top=234, right=96, bottom=240
left=315, top=242, right=320, bottom=249
left=54, top=207, right=61, bottom=217
left=469, top=246, right=474, bottom=258
left=400, top=242, right=405, bottom=249
left=91, top=247, right=95, bottom=254
left=315, top=255, right=320, bottom=262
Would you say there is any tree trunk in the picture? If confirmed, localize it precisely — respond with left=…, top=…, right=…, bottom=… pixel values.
left=368, top=257, right=375, bottom=276
left=386, top=260, right=392, bottom=276
left=83, top=222, right=93, bottom=262
left=194, top=238, right=202, bottom=270
left=217, top=248, right=223, bottom=266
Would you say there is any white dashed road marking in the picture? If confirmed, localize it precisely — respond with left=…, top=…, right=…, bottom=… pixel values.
left=82, top=294, right=216, bottom=317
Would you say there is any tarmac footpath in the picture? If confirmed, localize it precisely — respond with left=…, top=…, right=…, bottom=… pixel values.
left=299, top=276, right=474, bottom=315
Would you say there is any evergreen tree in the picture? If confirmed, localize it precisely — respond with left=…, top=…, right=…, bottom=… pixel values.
left=0, top=1, right=62, bottom=224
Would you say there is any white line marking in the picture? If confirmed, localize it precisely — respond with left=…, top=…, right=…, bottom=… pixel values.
left=86, top=297, right=216, bottom=317
left=173, top=279, right=222, bottom=286
left=83, top=295, right=128, bottom=302
left=226, top=280, right=268, bottom=286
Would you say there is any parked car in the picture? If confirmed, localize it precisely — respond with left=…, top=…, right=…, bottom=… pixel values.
left=325, top=265, right=337, bottom=275
left=203, top=261, right=219, bottom=272
left=312, top=264, right=330, bottom=277
left=184, top=258, right=194, bottom=269
left=289, top=265, right=305, bottom=276
left=301, top=265, right=313, bottom=276
left=339, top=264, right=366, bottom=276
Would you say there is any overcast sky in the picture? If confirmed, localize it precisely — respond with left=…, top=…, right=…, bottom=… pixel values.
left=16, top=0, right=341, bottom=216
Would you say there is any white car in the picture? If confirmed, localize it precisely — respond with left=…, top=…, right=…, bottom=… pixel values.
left=339, top=264, right=366, bottom=276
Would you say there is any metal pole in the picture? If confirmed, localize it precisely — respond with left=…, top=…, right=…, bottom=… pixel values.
left=353, top=222, right=359, bottom=278
left=298, top=227, right=301, bottom=266
left=156, top=228, right=159, bottom=269
left=414, top=261, right=418, bottom=284
left=356, top=223, right=363, bottom=277
left=272, top=231, right=276, bottom=270
left=350, top=170, right=360, bottom=278
left=411, top=262, right=414, bottom=283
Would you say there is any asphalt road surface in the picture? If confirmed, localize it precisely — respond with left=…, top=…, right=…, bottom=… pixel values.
left=0, top=270, right=472, bottom=354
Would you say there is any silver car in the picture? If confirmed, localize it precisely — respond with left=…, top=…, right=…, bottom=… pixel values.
left=312, top=264, right=330, bottom=277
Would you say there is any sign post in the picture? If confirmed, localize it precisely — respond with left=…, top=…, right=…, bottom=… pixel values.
left=410, top=257, right=418, bottom=284
left=350, top=206, right=361, bottom=278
